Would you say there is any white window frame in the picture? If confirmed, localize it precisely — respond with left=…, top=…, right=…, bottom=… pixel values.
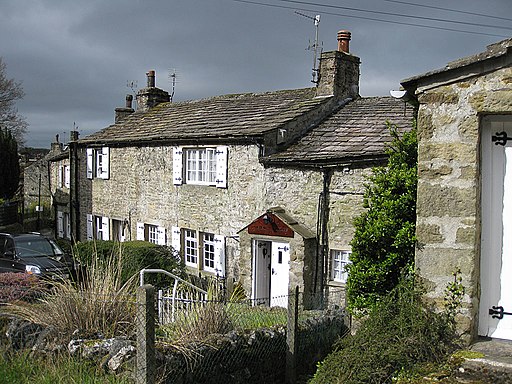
left=331, top=250, right=351, bottom=283
left=86, top=147, right=110, bottom=180
left=64, top=165, right=70, bottom=188
left=136, top=222, right=166, bottom=245
left=173, top=146, right=227, bottom=188
left=184, top=229, right=198, bottom=267
left=203, top=233, right=216, bottom=273
left=94, top=215, right=110, bottom=241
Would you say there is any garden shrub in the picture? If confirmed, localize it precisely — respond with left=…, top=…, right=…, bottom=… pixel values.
left=347, top=124, right=417, bottom=313
left=73, top=240, right=184, bottom=287
left=0, top=273, right=44, bottom=303
left=311, top=274, right=460, bottom=384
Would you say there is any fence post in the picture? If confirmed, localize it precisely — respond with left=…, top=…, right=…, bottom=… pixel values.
left=286, top=285, right=299, bottom=384
left=136, top=284, right=156, bottom=384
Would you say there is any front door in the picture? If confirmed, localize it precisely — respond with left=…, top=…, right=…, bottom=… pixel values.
left=270, top=242, right=290, bottom=307
left=479, top=116, right=512, bottom=340
left=252, top=240, right=290, bottom=307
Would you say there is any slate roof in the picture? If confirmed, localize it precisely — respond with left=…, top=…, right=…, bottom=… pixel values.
left=79, top=88, right=330, bottom=145
left=263, top=96, right=415, bottom=166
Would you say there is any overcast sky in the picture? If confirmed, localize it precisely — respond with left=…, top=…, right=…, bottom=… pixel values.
left=1, top=0, right=511, bottom=148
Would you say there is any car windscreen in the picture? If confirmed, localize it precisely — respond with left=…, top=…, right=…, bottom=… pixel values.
left=14, top=238, right=55, bottom=258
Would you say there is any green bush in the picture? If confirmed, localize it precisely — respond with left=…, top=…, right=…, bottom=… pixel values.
left=73, top=240, right=184, bottom=287
left=347, top=124, right=417, bottom=313
left=311, top=274, right=460, bottom=384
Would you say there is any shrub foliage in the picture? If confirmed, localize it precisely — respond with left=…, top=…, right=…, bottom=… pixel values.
left=0, top=273, right=44, bottom=303
left=311, top=274, right=460, bottom=384
left=347, top=124, right=417, bottom=313
left=73, top=240, right=184, bottom=287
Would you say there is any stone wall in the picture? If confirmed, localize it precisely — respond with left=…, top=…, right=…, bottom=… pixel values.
left=78, top=142, right=370, bottom=299
left=415, top=66, right=512, bottom=339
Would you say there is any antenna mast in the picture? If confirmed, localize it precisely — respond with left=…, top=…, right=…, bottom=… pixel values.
left=295, top=11, right=321, bottom=84
left=168, top=69, right=177, bottom=102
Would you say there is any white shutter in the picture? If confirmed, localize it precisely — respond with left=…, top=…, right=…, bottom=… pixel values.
left=99, top=147, right=110, bottom=179
left=64, top=165, right=70, bottom=188
left=215, top=146, right=228, bottom=189
left=213, top=234, right=226, bottom=277
left=173, top=147, right=183, bottom=185
left=86, top=214, right=93, bottom=240
left=57, top=211, right=64, bottom=238
left=136, top=222, right=145, bottom=241
left=65, top=213, right=71, bottom=240
left=102, top=216, right=110, bottom=241
left=157, top=226, right=166, bottom=245
left=86, top=148, right=93, bottom=179
left=58, top=166, right=63, bottom=188
left=171, top=226, right=181, bottom=253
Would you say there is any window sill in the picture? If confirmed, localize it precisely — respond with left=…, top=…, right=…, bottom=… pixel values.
left=327, top=280, right=346, bottom=288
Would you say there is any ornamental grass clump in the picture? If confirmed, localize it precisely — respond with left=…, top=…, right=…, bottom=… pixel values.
left=2, top=244, right=136, bottom=338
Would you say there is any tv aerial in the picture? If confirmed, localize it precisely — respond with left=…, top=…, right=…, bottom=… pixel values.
left=168, top=69, right=178, bottom=102
left=295, top=11, right=322, bottom=84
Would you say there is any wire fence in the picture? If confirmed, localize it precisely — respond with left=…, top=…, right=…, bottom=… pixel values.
left=1, top=280, right=347, bottom=384
left=134, top=284, right=347, bottom=384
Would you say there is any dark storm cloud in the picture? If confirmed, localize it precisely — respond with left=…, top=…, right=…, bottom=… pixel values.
left=1, top=0, right=510, bottom=147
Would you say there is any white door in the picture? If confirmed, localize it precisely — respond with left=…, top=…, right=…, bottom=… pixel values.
left=252, top=240, right=271, bottom=306
left=479, top=116, right=512, bottom=340
left=270, top=242, right=290, bottom=308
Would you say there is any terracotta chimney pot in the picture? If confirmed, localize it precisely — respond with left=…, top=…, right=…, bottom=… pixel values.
left=337, top=30, right=351, bottom=53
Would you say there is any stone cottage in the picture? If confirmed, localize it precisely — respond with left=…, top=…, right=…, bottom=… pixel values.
left=401, top=37, right=512, bottom=341
left=68, top=31, right=414, bottom=306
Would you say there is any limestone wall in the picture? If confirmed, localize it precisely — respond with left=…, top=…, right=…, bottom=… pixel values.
left=415, top=66, right=512, bottom=339
left=78, top=142, right=369, bottom=297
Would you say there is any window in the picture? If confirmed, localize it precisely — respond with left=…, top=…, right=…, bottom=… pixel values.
left=112, top=219, right=126, bottom=242
left=136, top=222, right=166, bottom=245
left=57, top=211, right=71, bottom=239
left=203, top=233, right=215, bottom=273
left=173, top=146, right=228, bottom=188
left=86, top=147, right=109, bottom=179
left=171, top=227, right=225, bottom=276
left=331, top=250, right=351, bottom=283
left=185, top=229, right=198, bottom=266
left=86, top=214, right=110, bottom=241
left=57, top=164, right=70, bottom=188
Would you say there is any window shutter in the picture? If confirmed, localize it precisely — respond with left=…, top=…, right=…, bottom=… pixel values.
left=64, top=165, right=70, bottom=188
left=171, top=226, right=181, bottom=253
left=102, top=216, right=110, bottom=241
left=58, top=166, right=63, bottom=188
left=86, top=148, right=93, bottom=179
left=99, top=147, right=110, bottom=179
left=157, top=226, right=166, bottom=245
left=86, top=214, right=93, bottom=240
left=136, top=222, right=145, bottom=241
left=213, top=235, right=226, bottom=277
left=57, top=211, right=64, bottom=238
left=173, top=147, right=183, bottom=185
left=215, top=146, right=228, bottom=189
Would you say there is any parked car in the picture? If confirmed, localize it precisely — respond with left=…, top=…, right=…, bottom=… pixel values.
left=0, top=232, right=75, bottom=279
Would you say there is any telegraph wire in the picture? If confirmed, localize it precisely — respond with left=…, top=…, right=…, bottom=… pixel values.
left=232, top=0, right=510, bottom=38
left=381, top=0, right=512, bottom=23
left=274, top=0, right=512, bottom=31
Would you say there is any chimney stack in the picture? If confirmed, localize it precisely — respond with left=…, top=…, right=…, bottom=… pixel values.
left=50, top=134, right=63, bottom=153
left=316, top=30, right=360, bottom=100
left=69, top=130, right=79, bottom=142
left=136, top=70, right=170, bottom=112
left=115, top=94, right=135, bottom=123
left=337, top=30, right=351, bottom=53
left=147, top=70, right=156, bottom=87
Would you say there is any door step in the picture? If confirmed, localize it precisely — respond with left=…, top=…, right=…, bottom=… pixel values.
left=456, top=339, right=512, bottom=383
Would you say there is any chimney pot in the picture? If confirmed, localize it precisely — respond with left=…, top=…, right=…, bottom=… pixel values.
left=147, top=70, right=155, bottom=87
left=125, top=94, right=133, bottom=108
left=337, top=30, right=351, bottom=53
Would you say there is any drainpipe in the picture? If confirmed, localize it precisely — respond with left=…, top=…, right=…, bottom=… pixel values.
left=314, top=169, right=332, bottom=303
left=69, top=131, right=79, bottom=242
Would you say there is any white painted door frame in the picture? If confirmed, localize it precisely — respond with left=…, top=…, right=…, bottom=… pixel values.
left=479, top=116, right=512, bottom=340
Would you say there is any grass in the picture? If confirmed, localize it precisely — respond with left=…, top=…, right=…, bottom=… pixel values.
left=1, top=244, right=137, bottom=338
left=0, top=350, right=130, bottom=384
